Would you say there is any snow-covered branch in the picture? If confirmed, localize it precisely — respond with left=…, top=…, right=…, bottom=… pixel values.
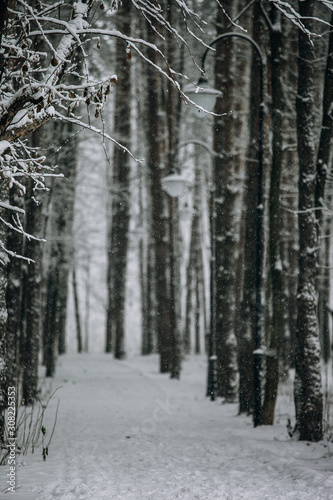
left=52, top=109, right=142, bottom=162
left=270, top=0, right=333, bottom=36
left=0, top=0, right=215, bottom=226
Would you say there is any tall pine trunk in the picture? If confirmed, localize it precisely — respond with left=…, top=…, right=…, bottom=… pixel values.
left=294, top=0, right=323, bottom=442
left=105, top=0, right=132, bottom=359
left=6, top=190, right=22, bottom=392
left=72, top=268, right=82, bottom=353
left=166, top=0, right=182, bottom=379
left=144, top=16, right=172, bottom=373
left=238, top=2, right=264, bottom=415
left=262, top=8, right=284, bottom=425
left=280, top=28, right=299, bottom=377
left=316, top=11, right=333, bottom=365
left=213, top=0, right=246, bottom=402
left=43, top=119, right=77, bottom=377
left=21, top=177, right=42, bottom=405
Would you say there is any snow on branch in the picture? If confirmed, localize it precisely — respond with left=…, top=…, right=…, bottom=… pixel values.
left=0, top=202, right=25, bottom=215
left=215, top=0, right=247, bottom=33
left=52, top=109, right=142, bottom=163
left=1, top=0, right=208, bottom=147
left=270, top=0, right=333, bottom=35
left=130, top=0, right=206, bottom=37
left=0, top=240, right=34, bottom=264
left=0, top=0, right=217, bottom=233
left=318, top=1, right=333, bottom=13
left=0, top=214, right=46, bottom=244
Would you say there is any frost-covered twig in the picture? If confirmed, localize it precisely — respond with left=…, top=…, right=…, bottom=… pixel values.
left=270, top=0, right=333, bottom=37
left=0, top=201, right=24, bottom=214
left=215, top=0, right=248, bottom=32
left=0, top=240, right=34, bottom=263
left=53, top=109, right=142, bottom=162
left=0, top=214, right=46, bottom=242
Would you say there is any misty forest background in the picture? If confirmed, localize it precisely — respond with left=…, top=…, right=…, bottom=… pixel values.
left=1, top=0, right=333, bottom=451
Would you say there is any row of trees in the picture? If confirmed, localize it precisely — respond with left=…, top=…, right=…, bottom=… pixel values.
left=104, top=0, right=333, bottom=442
left=0, top=0, right=206, bottom=442
left=0, top=0, right=333, bottom=446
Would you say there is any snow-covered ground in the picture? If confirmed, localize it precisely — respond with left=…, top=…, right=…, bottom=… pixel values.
left=1, top=353, right=333, bottom=499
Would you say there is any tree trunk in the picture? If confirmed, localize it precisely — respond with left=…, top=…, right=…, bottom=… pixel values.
left=105, top=0, right=131, bottom=360
left=280, top=26, right=299, bottom=377
left=184, top=249, right=194, bottom=355
left=238, top=2, right=264, bottom=415
left=166, top=0, right=183, bottom=379
left=213, top=0, right=244, bottom=402
left=168, top=196, right=181, bottom=379
left=294, top=0, right=323, bottom=442
left=5, top=189, right=22, bottom=392
left=72, top=267, right=82, bottom=354
left=195, top=256, right=201, bottom=355
left=315, top=12, right=333, bottom=229
left=44, top=267, right=59, bottom=377
left=144, top=15, right=172, bottom=373
left=43, top=119, right=77, bottom=376
left=318, top=204, right=331, bottom=364
left=262, top=8, right=284, bottom=425
left=316, top=11, right=333, bottom=364
left=84, top=257, right=90, bottom=353
left=184, top=158, right=206, bottom=355
left=21, top=178, right=42, bottom=405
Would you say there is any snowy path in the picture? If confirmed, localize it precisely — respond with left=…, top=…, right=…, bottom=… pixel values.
left=2, top=354, right=333, bottom=499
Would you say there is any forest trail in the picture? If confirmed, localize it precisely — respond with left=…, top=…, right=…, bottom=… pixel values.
left=2, top=354, right=333, bottom=500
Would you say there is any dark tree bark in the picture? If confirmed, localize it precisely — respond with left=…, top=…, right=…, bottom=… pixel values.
left=318, top=220, right=331, bottom=364
left=21, top=178, right=42, bottom=405
left=184, top=246, right=194, bottom=355
left=5, top=190, right=22, bottom=392
left=294, top=0, right=323, bottom=442
left=43, top=120, right=77, bottom=377
left=168, top=196, right=182, bottom=379
left=105, top=0, right=132, bottom=359
left=72, top=267, right=82, bottom=354
left=213, top=0, right=246, bottom=402
left=43, top=265, right=59, bottom=378
left=238, top=2, right=265, bottom=415
left=262, top=8, right=285, bottom=425
left=194, top=250, right=202, bottom=355
left=316, top=11, right=333, bottom=364
left=141, top=233, right=155, bottom=356
left=166, top=0, right=182, bottom=379
left=280, top=26, right=299, bottom=377
left=315, top=13, right=333, bottom=225
left=139, top=237, right=150, bottom=355
left=84, top=258, right=90, bottom=353
left=144, top=13, right=172, bottom=373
